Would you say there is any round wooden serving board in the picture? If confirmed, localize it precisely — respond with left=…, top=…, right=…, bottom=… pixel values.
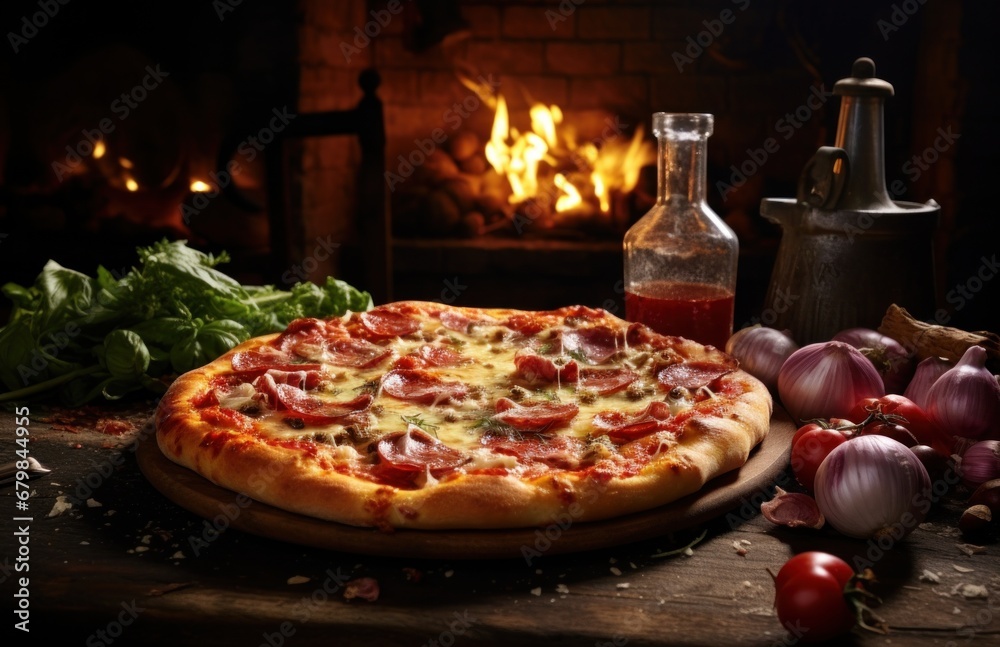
left=138, top=408, right=796, bottom=560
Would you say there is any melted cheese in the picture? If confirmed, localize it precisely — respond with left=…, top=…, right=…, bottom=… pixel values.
left=235, top=313, right=698, bottom=465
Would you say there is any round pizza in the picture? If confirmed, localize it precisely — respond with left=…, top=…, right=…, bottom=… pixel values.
left=155, top=301, right=772, bottom=530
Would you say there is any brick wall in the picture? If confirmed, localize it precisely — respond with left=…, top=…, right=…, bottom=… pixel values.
left=295, top=0, right=832, bottom=254
left=295, top=2, right=958, bottom=268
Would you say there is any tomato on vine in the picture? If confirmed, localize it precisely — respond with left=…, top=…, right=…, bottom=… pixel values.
left=772, top=552, right=885, bottom=644
left=790, top=419, right=856, bottom=491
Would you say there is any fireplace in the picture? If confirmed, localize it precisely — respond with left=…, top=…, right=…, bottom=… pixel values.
left=1, top=0, right=993, bottom=332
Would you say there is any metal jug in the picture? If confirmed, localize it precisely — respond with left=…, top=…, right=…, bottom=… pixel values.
left=761, top=57, right=939, bottom=344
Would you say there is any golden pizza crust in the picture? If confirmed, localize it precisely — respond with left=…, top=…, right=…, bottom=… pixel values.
left=155, top=303, right=772, bottom=530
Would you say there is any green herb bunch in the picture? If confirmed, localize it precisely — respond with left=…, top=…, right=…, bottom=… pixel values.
left=0, top=239, right=372, bottom=405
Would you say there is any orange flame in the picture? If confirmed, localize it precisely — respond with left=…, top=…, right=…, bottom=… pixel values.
left=485, top=94, right=654, bottom=217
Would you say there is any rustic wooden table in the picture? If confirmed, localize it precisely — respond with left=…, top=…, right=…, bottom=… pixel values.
left=2, top=402, right=998, bottom=646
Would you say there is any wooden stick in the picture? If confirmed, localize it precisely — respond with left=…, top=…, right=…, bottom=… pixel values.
left=878, top=304, right=1000, bottom=371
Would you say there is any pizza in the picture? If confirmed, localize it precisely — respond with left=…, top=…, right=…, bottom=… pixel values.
left=154, top=301, right=772, bottom=530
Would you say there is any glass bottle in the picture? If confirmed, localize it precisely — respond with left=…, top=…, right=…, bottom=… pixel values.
left=623, top=113, right=738, bottom=349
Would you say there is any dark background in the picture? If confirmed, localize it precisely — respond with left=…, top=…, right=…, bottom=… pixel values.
left=1, top=0, right=997, bottom=333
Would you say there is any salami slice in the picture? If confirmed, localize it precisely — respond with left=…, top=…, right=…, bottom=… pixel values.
left=381, top=369, right=468, bottom=405
left=376, top=426, right=467, bottom=479
left=274, top=387, right=374, bottom=424
left=657, top=360, right=736, bottom=390
left=361, top=307, right=421, bottom=337
left=484, top=435, right=582, bottom=470
left=439, top=309, right=495, bottom=333
left=492, top=398, right=579, bottom=432
left=324, top=338, right=392, bottom=369
left=562, top=326, right=623, bottom=364
left=393, top=345, right=469, bottom=370
left=592, top=401, right=672, bottom=443
left=231, top=348, right=322, bottom=373
left=513, top=350, right=579, bottom=384
left=578, top=367, right=638, bottom=395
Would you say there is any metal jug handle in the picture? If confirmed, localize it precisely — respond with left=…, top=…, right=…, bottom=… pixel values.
left=797, top=146, right=850, bottom=209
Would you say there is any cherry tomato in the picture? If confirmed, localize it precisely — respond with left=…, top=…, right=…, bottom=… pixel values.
left=774, top=552, right=857, bottom=644
left=849, top=395, right=951, bottom=455
left=774, top=552, right=854, bottom=591
left=790, top=418, right=856, bottom=449
left=790, top=427, right=849, bottom=491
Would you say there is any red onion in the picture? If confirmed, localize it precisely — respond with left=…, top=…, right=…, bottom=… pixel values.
left=903, top=356, right=954, bottom=409
left=960, top=441, right=1000, bottom=489
left=926, top=346, right=1000, bottom=440
left=725, top=326, right=799, bottom=391
left=832, top=327, right=915, bottom=394
left=814, top=435, right=931, bottom=540
left=777, top=341, right=885, bottom=421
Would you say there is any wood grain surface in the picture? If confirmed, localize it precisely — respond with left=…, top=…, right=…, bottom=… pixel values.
left=2, top=403, right=998, bottom=646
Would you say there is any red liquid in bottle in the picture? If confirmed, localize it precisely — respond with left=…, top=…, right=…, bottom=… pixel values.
left=625, top=280, right=735, bottom=349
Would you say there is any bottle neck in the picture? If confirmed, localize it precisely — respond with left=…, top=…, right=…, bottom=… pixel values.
left=658, top=135, right=708, bottom=204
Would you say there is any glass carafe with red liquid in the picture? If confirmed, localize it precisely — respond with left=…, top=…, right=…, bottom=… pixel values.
left=623, top=113, right=738, bottom=349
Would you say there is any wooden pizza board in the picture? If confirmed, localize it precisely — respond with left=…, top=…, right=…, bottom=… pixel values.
left=137, top=408, right=797, bottom=560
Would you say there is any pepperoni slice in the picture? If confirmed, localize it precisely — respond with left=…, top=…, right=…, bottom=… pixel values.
left=562, top=326, right=623, bottom=364
left=592, top=401, right=672, bottom=443
left=484, top=435, right=582, bottom=470
left=440, top=309, right=498, bottom=333
left=231, top=348, right=322, bottom=373
left=492, top=398, right=579, bottom=432
left=657, top=360, right=736, bottom=390
left=505, top=313, right=547, bottom=336
left=513, top=351, right=579, bottom=385
left=578, top=367, right=638, bottom=395
left=376, top=427, right=467, bottom=479
left=361, top=307, right=420, bottom=337
left=274, top=386, right=374, bottom=424
left=381, top=369, right=468, bottom=405
left=325, top=338, right=392, bottom=368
